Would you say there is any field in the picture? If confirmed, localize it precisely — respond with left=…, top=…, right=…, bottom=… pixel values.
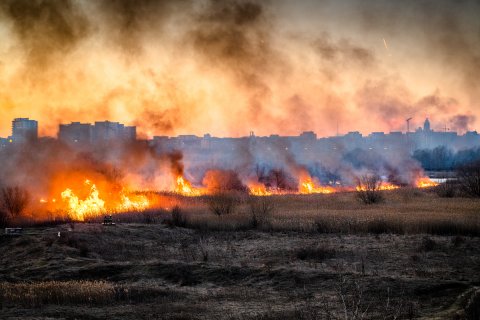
left=1, top=189, right=480, bottom=319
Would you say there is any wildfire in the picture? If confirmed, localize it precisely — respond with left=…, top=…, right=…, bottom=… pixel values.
left=415, top=177, right=439, bottom=188
left=60, top=179, right=150, bottom=221
left=175, top=176, right=201, bottom=196
left=355, top=182, right=400, bottom=192
left=248, top=182, right=272, bottom=196
left=61, top=180, right=105, bottom=221
left=299, top=178, right=336, bottom=194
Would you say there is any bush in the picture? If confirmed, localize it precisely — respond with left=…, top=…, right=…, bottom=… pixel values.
left=355, top=174, right=384, bottom=204
left=457, top=161, right=480, bottom=197
left=0, top=186, right=29, bottom=226
left=208, top=193, right=238, bottom=216
left=248, top=196, right=275, bottom=228
left=171, top=205, right=187, bottom=227
left=435, top=180, right=457, bottom=198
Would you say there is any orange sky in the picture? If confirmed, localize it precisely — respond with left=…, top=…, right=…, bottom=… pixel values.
left=0, top=0, right=478, bottom=138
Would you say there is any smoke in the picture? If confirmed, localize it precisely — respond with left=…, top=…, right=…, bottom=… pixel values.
left=0, top=0, right=90, bottom=68
left=450, top=114, right=476, bottom=133
left=0, top=0, right=478, bottom=137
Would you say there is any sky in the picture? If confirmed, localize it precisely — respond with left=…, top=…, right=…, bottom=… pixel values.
left=0, top=0, right=478, bottom=138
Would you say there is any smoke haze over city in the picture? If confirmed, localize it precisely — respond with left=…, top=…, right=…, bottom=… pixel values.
left=0, top=0, right=479, bottom=138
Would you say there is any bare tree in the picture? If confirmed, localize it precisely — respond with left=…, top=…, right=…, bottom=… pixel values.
left=355, top=174, right=384, bottom=204
left=0, top=186, right=29, bottom=225
left=248, top=196, right=275, bottom=228
left=208, top=193, right=238, bottom=216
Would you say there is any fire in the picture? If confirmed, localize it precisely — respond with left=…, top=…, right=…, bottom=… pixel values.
left=415, top=177, right=439, bottom=188
left=355, top=182, right=400, bottom=192
left=60, top=179, right=150, bottom=221
left=175, top=176, right=201, bottom=196
left=119, top=194, right=149, bottom=211
left=378, top=183, right=400, bottom=191
left=248, top=182, right=272, bottom=196
left=299, top=178, right=336, bottom=194
left=61, top=180, right=105, bottom=221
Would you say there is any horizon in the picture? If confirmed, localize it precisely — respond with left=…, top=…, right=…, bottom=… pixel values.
left=1, top=116, right=476, bottom=140
left=0, top=0, right=478, bottom=137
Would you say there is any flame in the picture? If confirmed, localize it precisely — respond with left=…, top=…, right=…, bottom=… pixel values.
left=60, top=179, right=151, bottom=221
left=299, top=178, right=336, bottom=194
left=175, top=176, right=201, bottom=196
left=415, top=177, right=439, bottom=188
left=248, top=182, right=272, bottom=196
left=355, top=182, right=399, bottom=192
left=118, top=194, right=150, bottom=211
left=61, top=180, right=105, bottom=221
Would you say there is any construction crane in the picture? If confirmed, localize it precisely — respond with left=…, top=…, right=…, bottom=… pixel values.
left=406, top=117, right=413, bottom=133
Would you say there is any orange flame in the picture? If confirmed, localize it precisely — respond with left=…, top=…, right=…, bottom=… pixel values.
left=60, top=179, right=150, bottom=221
left=299, top=177, right=336, bottom=194
left=175, top=176, right=201, bottom=196
left=248, top=182, right=272, bottom=196
left=415, top=177, right=439, bottom=188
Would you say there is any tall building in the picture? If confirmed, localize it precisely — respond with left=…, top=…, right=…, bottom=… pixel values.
left=59, top=122, right=93, bottom=146
left=92, top=121, right=136, bottom=143
left=12, top=118, right=38, bottom=143
left=424, top=118, right=431, bottom=132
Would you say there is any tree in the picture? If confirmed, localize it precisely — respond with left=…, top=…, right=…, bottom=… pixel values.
left=457, top=161, right=480, bottom=197
left=0, top=186, right=29, bottom=226
left=355, top=174, right=384, bottom=204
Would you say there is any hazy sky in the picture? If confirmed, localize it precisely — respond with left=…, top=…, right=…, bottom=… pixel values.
left=0, top=0, right=478, bottom=138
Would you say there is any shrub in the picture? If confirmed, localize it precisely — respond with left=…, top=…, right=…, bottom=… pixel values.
left=355, top=174, right=384, bottom=204
left=0, top=186, right=29, bottom=226
left=171, top=205, right=187, bottom=227
left=435, top=180, right=457, bottom=198
left=208, top=193, right=238, bottom=216
left=457, top=161, right=480, bottom=197
left=249, top=196, right=275, bottom=228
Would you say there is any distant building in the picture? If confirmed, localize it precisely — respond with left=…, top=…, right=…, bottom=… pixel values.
left=59, top=122, right=92, bottom=145
left=0, top=137, right=8, bottom=148
left=92, top=121, right=136, bottom=143
left=424, top=118, right=431, bottom=132
left=12, top=118, right=38, bottom=143
left=123, top=126, right=136, bottom=141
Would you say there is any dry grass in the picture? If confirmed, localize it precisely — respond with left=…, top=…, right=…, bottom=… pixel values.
left=0, top=281, right=114, bottom=307
left=170, top=190, right=480, bottom=236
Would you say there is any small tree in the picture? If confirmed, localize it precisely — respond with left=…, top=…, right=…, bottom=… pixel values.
left=248, top=196, right=275, bottom=227
left=355, top=174, right=384, bottom=204
left=208, top=193, right=237, bottom=216
left=457, top=161, right=480, bottom=197
left=0, top=186, right=30, bottom=226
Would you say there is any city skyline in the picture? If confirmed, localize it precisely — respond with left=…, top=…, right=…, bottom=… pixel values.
left=0, top=1, right=478, bottom=138
left=1, top=116, right=478, bottom=139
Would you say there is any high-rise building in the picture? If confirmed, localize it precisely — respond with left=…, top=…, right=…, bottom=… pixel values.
left=92, top=121, right=136, bottom=143
left=59, top=122, right=93, bottom=145
left=12, top=118, right=38, bottom=143
left=424, top=118, right=431, bottom=132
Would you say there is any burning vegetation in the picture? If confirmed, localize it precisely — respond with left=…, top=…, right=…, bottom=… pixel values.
left=0, top=137, right=441, bottom=224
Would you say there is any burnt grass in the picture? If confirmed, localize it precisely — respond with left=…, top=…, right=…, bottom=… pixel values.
left=1, top=192, right=480, bottom=319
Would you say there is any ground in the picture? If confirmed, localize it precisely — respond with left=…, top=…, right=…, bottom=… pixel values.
left=1, top=190, right=480, bottom=319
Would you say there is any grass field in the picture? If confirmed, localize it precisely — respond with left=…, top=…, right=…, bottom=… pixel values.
left=1, top=189, right=480, bottom=319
